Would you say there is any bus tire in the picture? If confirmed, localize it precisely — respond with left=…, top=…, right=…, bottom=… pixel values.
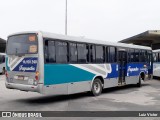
left=91, top=78, right=102, bottom=96
left=137, top=76, right=142, bottom=87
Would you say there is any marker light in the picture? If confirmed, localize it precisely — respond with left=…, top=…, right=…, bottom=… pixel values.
left=144, top=65, right=147, bottom=68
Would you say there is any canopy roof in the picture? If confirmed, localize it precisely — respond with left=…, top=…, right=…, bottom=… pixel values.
left=0, top=38, right=6, bottom=43
left=119, top=30, right=160, bottom=47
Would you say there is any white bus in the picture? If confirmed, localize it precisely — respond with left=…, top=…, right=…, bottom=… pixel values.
left=0, top=53, right=5, bottom=74
left=5, top=31, right=152, bottom=96
left=153, top=49, right=160, bottom=78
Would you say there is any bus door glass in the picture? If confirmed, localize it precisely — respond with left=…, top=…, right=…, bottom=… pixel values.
left=118, top=50, right=127, bottom=85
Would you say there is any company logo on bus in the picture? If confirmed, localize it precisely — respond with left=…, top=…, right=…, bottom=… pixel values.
left=7, top=57, right=38, bottom=72
left=128, top=66, right=139, bottom=72
left=19, top=65, right=36, bottom=71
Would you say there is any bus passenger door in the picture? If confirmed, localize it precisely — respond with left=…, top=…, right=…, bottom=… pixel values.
left=118, top=51, right=127, bottom=85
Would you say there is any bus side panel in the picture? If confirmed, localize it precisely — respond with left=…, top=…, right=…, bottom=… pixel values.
left=104, top=78, right=119, bottom=88
left=125, top=76, right=139, bottom=85
left=153, top=62, right=160, bottom=77
left=104, top=63, right=119, bottom=88
left=125, top=63, right=148, bottom=84
left=43, top=64, right=95, bottom=95
left=68, top=63, right=117, bottom=94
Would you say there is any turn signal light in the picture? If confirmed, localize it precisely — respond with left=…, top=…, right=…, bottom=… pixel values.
left=5, top=71, right=8, bottom=78
left=35, top=71, right=39, bottom=81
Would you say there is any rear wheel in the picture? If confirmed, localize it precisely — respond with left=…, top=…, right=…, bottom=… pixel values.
left=137, top=76, right=142, bottom=87
left=91, top=78, right=102, bottom=96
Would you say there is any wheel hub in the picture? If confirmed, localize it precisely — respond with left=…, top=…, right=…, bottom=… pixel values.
left=94, top=82, right=100, bottom=93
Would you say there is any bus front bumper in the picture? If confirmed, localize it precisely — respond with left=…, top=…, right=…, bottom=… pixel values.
left=5, top=82, right=43, bottom=93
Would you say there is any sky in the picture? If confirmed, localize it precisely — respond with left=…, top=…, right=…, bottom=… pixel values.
left=0, top=0, right=160, bottom=42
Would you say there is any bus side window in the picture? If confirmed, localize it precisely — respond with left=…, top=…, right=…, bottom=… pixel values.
left=157, top=53, right=159, bottom=62
left=46, top=40, right=56, bottom=63
left=153, top=53, right=158, bottom=62
left=55, top=41, right=68, bottom=63
left=106, top=47, right=108, bottom=62
left=44, top=40, right=48, bottom=63
left=90, top=45, right=96, bottom=63
left=156, top=53, right=159, bottom=62
left=69, top=42, right=77, bottom=63
left=103, top=46, right=105, bottom=62
left=96, top=45, right=104, bottom=63
left=0, top=55, right=2, bottom=63
left=141, top=50, right=146, bottom=62
left=135, top=50, right=139, bottom=62
left=128, top=49, right=130, bottom=62
left=86, top=45, right=89, bottom=63
left=77, top=43, right=88, bottom=63
left=148, top=51, right=152, bottom=64
left=108, top=47, right=116, bottom=63
left=153, top=53, right=156, bottom=62
left=140, top=50, right=144, bottom=62
left=145, top=50, right=148, bottom=62
left=158, top=53, right=160, bottom=62
left=152, top=53, right=155, bottom=62
left=130, top=49, right=135, bottom=62
left=155, top=53, right=158, bottom=62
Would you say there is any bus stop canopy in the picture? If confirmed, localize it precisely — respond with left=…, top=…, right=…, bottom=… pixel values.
left=119, top=30, right=160, bottom=50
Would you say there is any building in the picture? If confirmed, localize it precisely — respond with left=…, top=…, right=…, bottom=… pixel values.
left=119, top=30, right=160, bottom=50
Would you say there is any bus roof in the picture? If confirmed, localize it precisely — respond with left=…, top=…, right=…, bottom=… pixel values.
left=153, top=49, right=160, bottom=52
left=0, top=53, right=6, bottom=55
left=8, top=31, right=152, bottom=50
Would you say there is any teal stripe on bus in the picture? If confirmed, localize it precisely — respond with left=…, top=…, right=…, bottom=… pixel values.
left=44, top=64, right=95, bottom=85
left=5, top=57, right=10, bottom=71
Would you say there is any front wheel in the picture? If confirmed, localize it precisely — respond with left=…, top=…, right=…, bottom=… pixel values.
left=91, top=78, right=102, bottom=96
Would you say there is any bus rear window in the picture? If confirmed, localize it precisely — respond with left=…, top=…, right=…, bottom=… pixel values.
left=7, top=34, right=38, bottom=55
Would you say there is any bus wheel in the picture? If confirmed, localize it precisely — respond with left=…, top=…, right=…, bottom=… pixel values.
left=91, top=78, right=102, bottom=96
left=137, top=76, right=142, bottom=87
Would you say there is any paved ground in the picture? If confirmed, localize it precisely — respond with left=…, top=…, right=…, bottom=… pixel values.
left=0, top=75, right=160, bottom=119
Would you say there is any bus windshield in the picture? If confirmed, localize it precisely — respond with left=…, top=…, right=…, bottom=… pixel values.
left=7, top=34, right=38, bottom=55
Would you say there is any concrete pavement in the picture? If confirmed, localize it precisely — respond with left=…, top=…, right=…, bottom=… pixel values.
left=0, top=75, right=160, bottom=119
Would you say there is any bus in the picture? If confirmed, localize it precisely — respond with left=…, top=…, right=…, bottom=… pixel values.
left=0, top=53, right=5, bottom=74
left=153, top=49, right=160, bottom=78
left=5, top=31, right=152, bottom=96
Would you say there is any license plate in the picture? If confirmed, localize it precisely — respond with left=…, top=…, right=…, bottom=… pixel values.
left=18, top=76, right=24, bottom=80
